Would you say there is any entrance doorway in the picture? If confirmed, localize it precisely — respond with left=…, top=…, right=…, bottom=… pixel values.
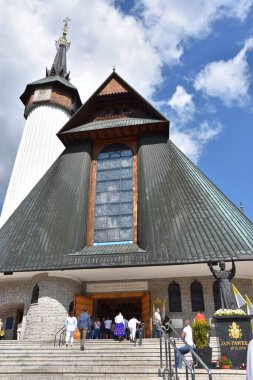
left=74, top=291, right=151, bottom=337
left=96, top=297, right=141, bottom=320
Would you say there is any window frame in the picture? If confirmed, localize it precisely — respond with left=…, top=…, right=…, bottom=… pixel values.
left=87, top=137, right=138, bottom=246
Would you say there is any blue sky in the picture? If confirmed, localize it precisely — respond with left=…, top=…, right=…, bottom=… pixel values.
left=0, top=0, right=252, bottom=221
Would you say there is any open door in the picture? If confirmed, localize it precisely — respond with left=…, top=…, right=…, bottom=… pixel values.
left=74, top=294, right=93, bottom=318
left=74, top=294, right=93, bottom=340
left=141, top=292, right=151, bottom=338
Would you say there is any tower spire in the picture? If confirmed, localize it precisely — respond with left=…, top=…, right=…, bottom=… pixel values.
left=46, top=18, right=71, bottom=80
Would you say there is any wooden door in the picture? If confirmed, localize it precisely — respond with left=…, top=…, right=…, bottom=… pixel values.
left=141, top=292, right=151, bottom=338
left=74, top=294, right=93, bottom=318
left=73, top=295, right=93, bottom=340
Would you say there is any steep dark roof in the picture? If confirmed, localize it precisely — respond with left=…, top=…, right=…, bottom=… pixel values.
left=57, top=71, right=168, bottom=134
left=0, top=133, right=252, bottom=272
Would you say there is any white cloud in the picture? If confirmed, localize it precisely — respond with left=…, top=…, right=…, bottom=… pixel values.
left=135, top=0, right=253, bottom=64
left=0, top=0, right=252, bottom=208
left=168, top=86, right=195, bottom=125
left=194, top=37, right=253, bottom=106
left=170, top=121, right=223, bottom=163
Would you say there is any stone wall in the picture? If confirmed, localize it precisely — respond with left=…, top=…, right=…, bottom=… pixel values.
left=0, top=273, right=81, bottom=341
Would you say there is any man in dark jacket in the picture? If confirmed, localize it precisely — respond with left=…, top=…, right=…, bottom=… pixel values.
left=77, top=308, right=91, bottom=351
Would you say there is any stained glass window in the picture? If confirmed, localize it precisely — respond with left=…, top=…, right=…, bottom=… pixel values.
left=94, top=144, right=133, bottom=244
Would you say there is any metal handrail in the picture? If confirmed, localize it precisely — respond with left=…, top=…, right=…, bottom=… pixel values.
left=154, top=321, right=212, bottom=380
left=53, top=325, right=66, bottom=347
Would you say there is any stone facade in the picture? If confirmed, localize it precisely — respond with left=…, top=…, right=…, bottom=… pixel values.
left=0, top=274, right=252, bottom=341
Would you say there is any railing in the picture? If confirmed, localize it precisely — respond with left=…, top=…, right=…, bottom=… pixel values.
left=154, top=321, right=212, bottom=380
left=133, top=322, right=145, bottom=346
left=54, top=325, right=66, bottom=347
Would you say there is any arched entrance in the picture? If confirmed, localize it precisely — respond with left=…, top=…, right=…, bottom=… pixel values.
left=0, top=303, right=24, bottom=340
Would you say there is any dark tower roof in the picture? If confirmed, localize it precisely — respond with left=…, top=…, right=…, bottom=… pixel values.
left=20, top=19, right=82, bottom=116
left=46, top=17, right=71, bottom=80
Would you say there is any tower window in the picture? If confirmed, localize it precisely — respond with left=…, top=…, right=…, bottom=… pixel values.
left=94, top=144, right=133, bottom=244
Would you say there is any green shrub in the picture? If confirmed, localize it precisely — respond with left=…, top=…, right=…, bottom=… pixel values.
left=192, top=320, right=211, bottom=349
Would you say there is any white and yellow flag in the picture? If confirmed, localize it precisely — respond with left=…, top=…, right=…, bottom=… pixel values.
left=232, top=284, right=246, bottom=308
left=245, top=294, right=253, bottom=332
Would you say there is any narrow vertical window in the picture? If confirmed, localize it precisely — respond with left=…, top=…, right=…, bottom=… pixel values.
left=191, top=280, right=205, bottom=312
left=169, top=281, right=182, bottom=312
left=213, top=280, right=221, bottom=311
left=94, top=144, right=133, bottom=244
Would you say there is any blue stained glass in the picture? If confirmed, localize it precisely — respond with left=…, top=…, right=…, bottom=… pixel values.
left=94, top=217, right=107, bottom=229
left=122, top=158, right=132, bottom=167
left=97, top=160, right=108, bottom=170
left=96, top=192, right=107, bottom=204
left=95, top=204, right=107, bottom=216
left=96, top=170, right=108, bottom=181
left=121, top=150, right=132, bottom=157
left=94, top=230, right=107, bottom=242
left=121, top=168, right=132, bottom=178
left=96, top=181, right=108, bottom=192
left=121, top=191, right=132, bottom=202
left=107, top=192, right=120, bottom=203
left=120, top=215, right=132, bottom=227
left=107, top=228, right=120, bottom=241
left=108, top=216, right=121, bottom=228
left=121, top=179, right=132, bottom=190
left=109, top=168, right=121, bottom=179
left=108, top=180, right=121, bottom=191
left=121, top=203, right=132, bottom=214
left=94, top=144, right=133, bottom=244
left=120, top=228, right=133, bottom=240
left=108, top=204, right=120, bottom=215
left=109, top=157, right=121, bottom=168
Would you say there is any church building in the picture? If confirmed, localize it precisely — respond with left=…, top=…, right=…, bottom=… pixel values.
left=0, top=21, right=253, bottom=341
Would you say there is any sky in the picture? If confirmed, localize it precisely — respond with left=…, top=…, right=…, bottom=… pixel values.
left=0, top=0, right=252, bottom=221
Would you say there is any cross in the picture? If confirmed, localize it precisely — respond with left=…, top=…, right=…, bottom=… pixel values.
left=63, top=17, right=71, bottom=27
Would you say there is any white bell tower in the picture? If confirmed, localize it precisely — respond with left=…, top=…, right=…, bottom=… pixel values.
left=0, top=19, right=81, bottom=227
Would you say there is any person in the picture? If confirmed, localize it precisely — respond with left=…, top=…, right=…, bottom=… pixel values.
left=247, top=338, right=253, bottom=380
left=176, top=320, right=194, bottom=369
left=104, top=317, right=112, bottom=339
left=114, top=312, right=125, bottom=342
left=153, top=308, right=162, bottom=338
left=100, top=317, right=106, bottom=339
left=128, top=317, right=141, bottom=342
left=88, top=316, right=95, bottom=339
left=208, top=259, right=237, bottom=309
left=195, top=311, right=206, bottom=321
left=77, top=308, right=91, bottom=351
left=0, top=319, right=4, bottom=340
left=94, top=318, right=101, bottom=339
left=65, top=311, right=77, bottom=347
left=17, top=322, right=22, bottom=340
left=124, top=317, right=129, bottom=340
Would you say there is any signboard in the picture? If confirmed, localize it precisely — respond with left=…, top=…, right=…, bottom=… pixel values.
left=215, top=315, right=253, bottom=368
left=33, top=88, right=52, bottom=102
left=86, top=281, right=148, bottom=293
left=170, top=318, right=183, bottom=329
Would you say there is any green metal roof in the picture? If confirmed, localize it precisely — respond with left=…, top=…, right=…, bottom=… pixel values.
left=30, top=75, right=78, bottom=90
left=59, top=118, right=166, bottom=134
left=0, top=133, right=252, bottom=272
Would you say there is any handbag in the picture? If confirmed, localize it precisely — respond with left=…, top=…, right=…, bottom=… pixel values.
left=0, top=330, right=5, bottom=337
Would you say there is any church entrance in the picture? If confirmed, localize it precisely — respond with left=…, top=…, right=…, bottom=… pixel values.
left=74, top=291, right=151, bottom=337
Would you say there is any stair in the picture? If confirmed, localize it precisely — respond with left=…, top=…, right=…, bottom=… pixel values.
left=0, top=339, right=246, bottom=380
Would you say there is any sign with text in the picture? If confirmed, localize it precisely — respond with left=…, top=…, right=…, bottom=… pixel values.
left=214, top=315, right=253, bottom=368
left=33, top=88, right=52, bottom=102
left=86, top=281, right=148, bottom=293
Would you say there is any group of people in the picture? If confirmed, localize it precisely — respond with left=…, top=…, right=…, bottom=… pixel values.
left=65, top=309, right=142, bottom=351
